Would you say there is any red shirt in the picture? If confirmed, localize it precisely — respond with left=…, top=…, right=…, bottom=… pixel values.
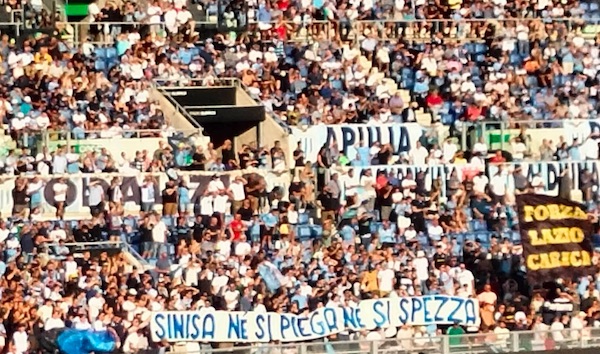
left=489, top=155, right=506, bottom=163
left=231, top=219, right=243, bottom=241
left=426, top=94, right=443, bottom=107
left=276, top=0, right=290, bottom=11
left=275, top=24, right=287, bottom=40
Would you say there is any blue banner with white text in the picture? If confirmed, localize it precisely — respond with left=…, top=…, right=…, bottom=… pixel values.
left=150, top=296, right=480, bottom=342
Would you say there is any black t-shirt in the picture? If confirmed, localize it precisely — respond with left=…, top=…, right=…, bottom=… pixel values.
left=289, top=182, right=303, bottom=195
left=293, top=149, right=304, bottom=167
left=377, top=150, right=391, bottom=165
left=12, top=187, right=28, bottom=205
left=222, top=147, right=235, bottom=164
left=192, top=223, right=204, bottom=242
left=237, top=207, right=253, bottom=221
left=317, top=192, right=337, bottom=211
left=20, top=233, right=34, bottom=253
left=433, top=252, right=447, bottom=269
left=238, top=152, right=250, bottom=169
left=162, top=189, right=177, bottom=204
left=140, top=225, right=153, bottom=243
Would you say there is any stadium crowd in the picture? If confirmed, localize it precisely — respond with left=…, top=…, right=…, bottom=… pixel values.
left=0, top=0, right=600, bottom=353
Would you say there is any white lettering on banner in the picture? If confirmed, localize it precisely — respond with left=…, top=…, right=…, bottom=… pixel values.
left=150, top=296, right=480, bottom=343
left=487, top=161, right=600, bottom=196
left=290, top=124, right=425, bottom=164
left=0, top=170, right=291, bottom=217
left=562, top=120, right=600, bottom=145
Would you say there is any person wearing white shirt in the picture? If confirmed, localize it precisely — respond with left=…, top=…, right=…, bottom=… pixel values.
left=531, top=173, right=545, bottom=194
left=223, top=283, right=240, bottom=311
left=550, top=316, right=565, bottom=342
left=164, top=7, right=178, bottom=33
left=211, top=268, right=229, bottom=295
left=472, top=173, right=489, bottom=195
left=228, top=177, right=246, bottom=214
left=409, top=141, right=429, bottom=165
left=493, top=321, right=510, bottom=347
left=413, top=250, right=429, bottom=283
left=140, top=179, right=156, bottom=212
left=455, top=264, right=475, bottom=295
left=12, top=324, right=28, bottom=354
left=359, top=170, right=376, bottom=209
left=88, top=292, right=105, bottom=321
left=472, top=137, right=488, bottom=156
left=52, top=151, right=68, bottom=174
left=52, top=178, right=68, bottom=219
left=0, top=224, right=8, bottom=244
left=570, top=312, right=587, bottom=340
left=44, top=311, right=65, bottom=331
left=176, top=7, right=193, bottom=27
left=207, top=176, right=225, bottom=195
left=377, top=264, right=395, bottom=295
left=123, top=330, right=149, bottom=354
left=511, top=138, right=527, bottom=160
left=489, top=172, right=506, bottom=203
left=146, top=1, right=163, bottom=24
left=343, top=169, right=360, bottom=198
left=88, top=0, right=100, bottom=20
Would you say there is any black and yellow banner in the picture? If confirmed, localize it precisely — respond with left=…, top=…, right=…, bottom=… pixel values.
left=516, top=194, right=595, bottom=283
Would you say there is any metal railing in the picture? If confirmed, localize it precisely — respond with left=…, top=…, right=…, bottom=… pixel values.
left=55, top=21, right=167, bottom=45
left=39, top=17, right=600, bottom=46
left=163, top=328, right=600, bottom=354
left=5, top=127, right=202, bottom=155
left=471, top=119, right=599, bottom=154
left=154, top=78, right=239, bottom=88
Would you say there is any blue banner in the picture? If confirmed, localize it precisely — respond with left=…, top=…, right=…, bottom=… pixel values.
left=150, top=296, right=480, bottom=343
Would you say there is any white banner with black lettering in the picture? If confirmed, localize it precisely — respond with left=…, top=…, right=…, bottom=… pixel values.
left=0, top=169, right=291, bottom=217
left=487, top=160, right=600, bottom=196
left=290, top=123, right=426, bottom=164
left=150, top=296, right=480, bottom=343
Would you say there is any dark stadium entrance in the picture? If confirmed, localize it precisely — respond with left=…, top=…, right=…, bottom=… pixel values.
left=159, top=85, right=265, bottom=148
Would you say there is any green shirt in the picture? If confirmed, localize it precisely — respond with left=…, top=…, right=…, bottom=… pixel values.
left=447, top=326, right=465, bottom=346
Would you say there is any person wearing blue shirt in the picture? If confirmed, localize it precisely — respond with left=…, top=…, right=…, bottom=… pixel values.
left=378, top=220, right=396, bottom=245
left=340, top=218, right=358, bottom=245
left=357, top=143, right=370, bottom=164
left=257, top=4, right=271, bottom=23
left=261, top=208, right=279, bottom=248
left=178, top=181, right=190, bottom=214
left=291, top=287, right=308, bottom=309
left=569, top=139, right=581, bottom=160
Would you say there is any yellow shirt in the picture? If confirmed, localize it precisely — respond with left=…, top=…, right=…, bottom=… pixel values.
left=448, top=0, right=462, bottom=10
left=34, top=52, right=52, bottom=64
left=362, top=270, right=379, bottom=293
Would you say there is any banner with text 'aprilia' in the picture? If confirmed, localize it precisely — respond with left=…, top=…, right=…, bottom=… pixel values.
left=516, top=194, right=595, bottom=283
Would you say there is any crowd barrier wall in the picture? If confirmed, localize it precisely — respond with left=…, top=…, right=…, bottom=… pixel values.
left=3, top=160, right=598, bottom=218
left=58, top=18, right=600, bottom=45
left=0, top=169, right=292, bottom=218
left=162, top=328, right=600, bottom=354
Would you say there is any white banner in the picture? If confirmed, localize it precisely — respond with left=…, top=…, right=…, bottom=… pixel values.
left=331, top=163, right=481, bottom=200
left=487, top=160, right=600, bottom=196
left=290, top=124, right=425, bottom=164
left=150, top=296, right=480, bottom=343
left=0, top=169, right=291, bottom=217
left=562, top=119, right=600, bottom=145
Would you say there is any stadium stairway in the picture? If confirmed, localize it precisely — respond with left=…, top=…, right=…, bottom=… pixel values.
left=157, top=79, right=290, bottom=155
